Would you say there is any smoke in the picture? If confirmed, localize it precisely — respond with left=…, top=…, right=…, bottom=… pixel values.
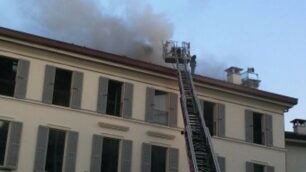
left=18, top=0, right=173, bottom=64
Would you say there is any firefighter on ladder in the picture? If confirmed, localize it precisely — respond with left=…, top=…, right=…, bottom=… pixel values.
left=190, top=55, right=196, bottom=74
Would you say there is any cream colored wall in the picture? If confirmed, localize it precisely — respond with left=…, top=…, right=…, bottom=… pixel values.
left=286, top=142, right=306, bottom=172
left=0, top=37, right=290, bottom=172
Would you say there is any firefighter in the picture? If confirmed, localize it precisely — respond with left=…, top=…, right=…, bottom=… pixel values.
left=190, top=55, right=196, bottom=74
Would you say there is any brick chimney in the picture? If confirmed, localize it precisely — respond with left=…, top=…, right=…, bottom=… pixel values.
left=291, top=119, right=306, bottom=135
left=225, top=67, right=243, bottom=85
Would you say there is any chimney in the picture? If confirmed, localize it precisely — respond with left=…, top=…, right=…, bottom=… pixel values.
left=241, top=67, right=261, bottom=89
left=225, top=67, right=243, bottom=85
left=291, top=119, right=306, bottom=135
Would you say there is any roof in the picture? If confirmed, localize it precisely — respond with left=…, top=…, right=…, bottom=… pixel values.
left=285, top=131, right=306, bottom=142
left=0, top=27, right=298, bottom=107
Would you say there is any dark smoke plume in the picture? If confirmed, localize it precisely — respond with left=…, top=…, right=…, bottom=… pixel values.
left=19, top=0, right=173, bottom=65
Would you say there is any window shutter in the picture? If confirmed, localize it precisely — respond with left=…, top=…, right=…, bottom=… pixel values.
left=70, top=71, right=83, bottom=109
left=64, top=131, right=79, bottom=172
left=245, top=110, right=254, bottom=143
left=217, top=156, right=225, bottom=172
left=14, top=59, right=30, bottom=99
left=217, top=104, right=225, bottom=137
left=264, top=114, right=273, bottom=146
left=42, top=65, right=56, bottom=104
left=97, top=77, right=109, bottom=114
left=266, top=165, right=274, bottom=172
left=169, top=93, right=178, bottom=127
left=141, top=143, right=151, bottom=172
left=90, top=135, right=103, bottom=172
left=145, top=88, right=155, bottom=122
left=34, top=126, right=49, bottom=171
left=5, top=122, right=23, bottom=169
left=122, top=83, right=134, bottom=119
left=246, top=162, right=254, bottom=172
left=199, top=99, right=204, bottom=115
left=120, top=140, right=132, bottom=172
left=168, top=148, right=179, bottom=172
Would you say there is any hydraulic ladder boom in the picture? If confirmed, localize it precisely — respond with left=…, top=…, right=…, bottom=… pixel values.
left=163, top=41, right=220, bottom=172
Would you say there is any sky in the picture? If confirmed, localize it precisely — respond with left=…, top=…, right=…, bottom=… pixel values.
left=0, top=0, right=305, bottom=130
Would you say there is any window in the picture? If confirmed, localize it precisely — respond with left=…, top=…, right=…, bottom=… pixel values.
left=90, top=135, right=133, bottom=172
left=145, top=88, right=178, bottom=127
left=200, top=100, right=225, bottom=137
left=106, top=80, right=123, bottom=116
left=45, top=129, right=66, bottom=172
left=0, top=120, right=9, bottom=165
left=153, top=90, right=169, bottom=125
left=0, top=56, right=29, bottom=98
left=101, top=137, right=120, bottom=172
left=42, top=65, right=83, bottom=109
left=0, top=120, right=22, bottom=169
left=34, top=126, right=78, bottom=172
left=151, top=145, right=167, bottom=172
left=52, top=68, right=72, bottom=107
left=246, top=162, right=274, bottom=172
left=141, top=143, right=179, bottom=172
left=97, top=77, right=134, bottom=118
left=245, top=110, right=273, bottom=146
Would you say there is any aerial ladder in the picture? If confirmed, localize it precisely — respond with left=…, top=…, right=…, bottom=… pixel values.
left=163, top=41, right=221, bottom=172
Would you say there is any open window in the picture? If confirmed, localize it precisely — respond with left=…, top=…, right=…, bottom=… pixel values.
left=145, top=88, right=178, bottom=127
left=246, top=162, right=274, bottom=172
left=90, top=135, right=133, bottom=172
left=42, top=65, right=83, bottom=109
left=34, top=126, right=79, bottom=172
left=200, top=100, right=225, bottom=137
left=141, top=143, right=178, bottom=172
left=0, top=56, right=29, bottom=98
left=0, top=120, right=22, bottom=169
left=245, top=110, right=273, bottom=146
left=97, top=77, right=134, bottom=118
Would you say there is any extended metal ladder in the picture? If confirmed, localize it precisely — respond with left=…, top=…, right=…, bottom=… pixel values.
left=163, top=41, right=220, bottom=172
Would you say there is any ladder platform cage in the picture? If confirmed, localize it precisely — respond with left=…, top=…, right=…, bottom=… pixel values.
left=163, top=41, right=191, bottom=63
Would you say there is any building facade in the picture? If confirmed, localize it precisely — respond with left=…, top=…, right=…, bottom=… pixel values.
left=0, top=27, right=297, bottom=172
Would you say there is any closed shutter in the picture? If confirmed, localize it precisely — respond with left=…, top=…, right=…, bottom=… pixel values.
left=14, top=59, right=30, bottom=99
left=266, top=165, right=274, bottom=172
left=246, top=162, right=254, bottom=172
left=245, top=110, right=254, bottom=143
left=5, top=122, right=23, bottom=169
left=217, top=104, right=225, bottom=137
left=122, top=83, right=133, bottom=119
left=199, top=99, right=204, bottom=115
left=169, top=93, right=178, bottom=127
left=145, top=88, right=155, bottom=122
left=90, top=135, right=103, bottom=172
left=42, top=65, right=56, bottom=104
left=70, top=71, right=83, bottom=109
left=264, top=114, right=273, bottom=146
left=141, top=143, right=151, bottom=172
left=168, top=148, right=179, bottom=172
left=34, top=126, right=49, bottom=171
left=120, top=140, right=132, bottom=172
left=64, top=131, right=79, bottom=172
left=97, top=77, right=109, bottom=114
left=217, top=156, right=225, bottom=172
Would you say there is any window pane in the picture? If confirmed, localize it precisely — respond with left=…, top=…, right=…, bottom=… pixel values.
left=0, top=56, right=18, bottom=97
left=153, top=90, right=168, bottom=125
left=203, top=101, right=215, bottom=136
left=106, top=80, right=122, bottom=116
left=52, top=68, right=72, bottom=107
left=254, top=164, right=265, bottom=172
left=45, top=129, right=66, bottom=172
left=151, top=145, right=167, bottom=172
left=253, top=112, right=263, bottom=144
left=101, top=137, right=120, bottom=172
left=0, top=120, right=9, bottom=165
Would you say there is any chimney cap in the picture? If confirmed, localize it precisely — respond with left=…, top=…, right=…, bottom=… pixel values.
left=291, top=119, right=306, bottom=124
left=225, top=66, right=243, bottom=74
